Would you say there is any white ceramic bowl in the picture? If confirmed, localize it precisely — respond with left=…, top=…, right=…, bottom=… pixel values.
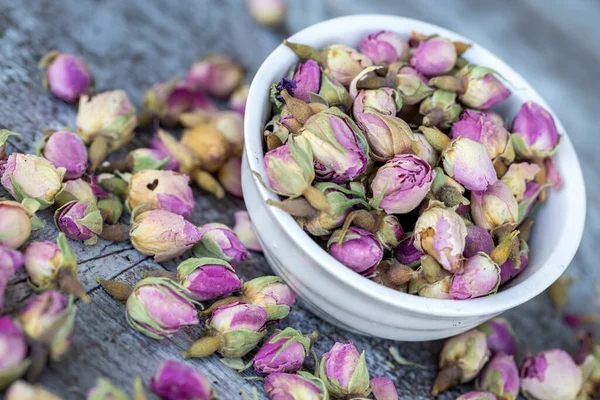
left=242, top=14, right=586, bottom=341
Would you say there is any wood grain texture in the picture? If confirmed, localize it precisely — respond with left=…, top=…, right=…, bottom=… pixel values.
left=2, top=0, right=599, bottom=399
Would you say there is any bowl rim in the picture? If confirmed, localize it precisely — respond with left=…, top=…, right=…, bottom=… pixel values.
left=243, top=14, right=587, bottom=318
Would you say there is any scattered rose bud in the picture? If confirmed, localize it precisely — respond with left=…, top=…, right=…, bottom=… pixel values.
left=97, top=195, right=123, bottom=225
left=395, top=235, right=425, bottom=266
left=360, top=31, right=409, bottom=65
left=371, top=377, right=398, bottom=400
left=264, top=372, right=328, bottom=400
left=464, top=225, right=494, bottom=258
left=233, top=211, right=262, bottom=252
left=86, top=378, right=129, bottom=400
left=0, top=200, right=32, bottom=249
left=328, top=227, right=383, bottom=276
left=419, top=275, right=452, bottom=299
left=451, top=110, right=512, bottom=161
left=411, top=37, right=457, bottom=76
left=442, top=137, right=497, bottom=192
left=471, top=181, right=518, bottom=230
left=150, top=360, right=216, bottom=400
left=127, top=169, right=194, bottom=217
left=186, top=54, right=244, bottom=99
left=126, top=148, right=171, bottom=173
left=218, top=157, right=243, bottom=198
left=420, top=90, right=462, bottom=129
left=181, top=124, right=231, bottom=172
left=254, top=327, right=315, bottom=375
left=54, top=178, right=97, bottom=208
left=193, top=223, right=249, bottom=264
left=177, top=257, right=241, bottom=301
left=54, top=201, right=103, bottom=244
left=241, top=276, right=296, bottom=321
left=479, top=353, right=520, bottom=400
left=319, top=341, right=371, bottom=398
left=149, top=133, right=181, bottom=171
left=229, top=84, right=249, bottom=115
left=247, top=0, right=287, bottom=27
left=39, top=51, right=93, bottom=103
left=457, top=392, right=498, bottom=400
left=450, top=253, right=500, bottom=300
left=5, top=380, right=62, bottom=400
left=37, top=130, right=88, bottom=180
left=130, top=207, right=201, bottom=262
left=520, top=349, right=582, bottom=400
left=211, top=111, right=245, bottom=157
left=511, top=101, right=561, bottom=159
left=0, top=317, right=30, bottom=390
left=478, top=318, right=518, bottom=357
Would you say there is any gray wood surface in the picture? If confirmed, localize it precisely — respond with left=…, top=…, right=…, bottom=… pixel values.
left=1, top=0, right=599, bottom=399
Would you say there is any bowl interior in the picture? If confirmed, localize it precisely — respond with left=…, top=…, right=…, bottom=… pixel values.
left=244, top=14, right=586, bottom=317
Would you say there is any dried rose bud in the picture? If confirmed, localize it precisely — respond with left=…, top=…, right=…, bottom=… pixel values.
left=395, top=235, right=425, bottom=266
left=328, top=227, right=383, bottom=276
left=186, top=54, right=244, bottom=99
left=0, top=153, right=65, bottom=209
left=5, top=381, right=61, bottom=400
left=54, top=201, right=103, bottom=244
left=97, top=195, right=123, bottom=225
left=371, top=377, right=398, bottom=400
left=442, top=137, right=497, bottom=192
left=241, top=276, right=296, bottom=321
left=464, top=225, right=494, bottom=258
left=387, top=64, right=434, bottom=106
left=451, top=110, right=512, bottom=162
left=264, top=135, right=314, bottom=196
left=450, top=253, right=500, bottom=300
left=0, top=247, right=23, bottom=311
left=247, top=0, right=286, bottom=27
left=319, top=341, right=370, bottom=398
left=500, top=162, right=540, bottom=202
left=411, top=37, right=457, bottom=76
left=87, top=378, right=129, bottom=400
left=420, top=90, right=462, bottom=129
left=229, top=84, right=249, bottom=115
left=130, top=207, right=201, bottom=262
left=520, top=349, right=582, bottom=400
left=471, top=181, right=518, bottom=231
left=499, top=241, right=529, bottom=285
left=478, top=318, right=518, bottom=356
left=479, top=353, right=520, bottom=400
left=291, top=60, right=320, bottom=103
left=54, top=178, right=96, bottom=208
left=150, top=360, right=215, bottom=400
left=19, top=290, right=76, bottom=361
left=511, top=102, right=561, bottom=159
left=377, top=214, right=404, bottom=250
left=218, top=157, right=243, bottom=198
left=414, top=207, right=467, bottom=273
left=433, top=329, right=490, bottom=395
left=211, top=111, right=245, bottom=157
left=193, top=223, right=249, bottom=264
left=264, top=372, right=328, bottom=400
left=39, top=51, right=93, bottom=103
left=233, top=211, right=262, bottom=252
left=77, top=90, right=137, bottom=170
left=360, top=31, right=409, bottom=66
left=419, top=275, right=452, bottom=299
left=371, top=154, right=434, bottom=214
left=457, top=392, right=498, bottom=400
left=37, top=130, right=88, bottom=180
left=254, top=327, right=314, bottom=375
left=181, top=125, right=231, bottom=172
left=183, top=302, right=267, bottom=358
left=0, top=317, right=30, bottom=390
left=127, top=170, right=194, bottom=217
left=177, top=257, right=241, bottom=301
left=0, top=200, right=32, bottom=249
left=412, top=133, right=439, bottom=166
left=149, top=133, right=181, bottom=171
left=126, top=277, right=199, bottom=340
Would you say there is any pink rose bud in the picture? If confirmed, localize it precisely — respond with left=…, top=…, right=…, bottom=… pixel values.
left=411, top=37, right=457, bottom=76
left=233, top=211, right=262, bottom=252
left=149, top=133, right=181, bottom=171
left=186, top=54, right=244, bottom=99
left=264, top=372, right=328, bottom=400
left=229, top=84, right=249, bottom=115
left=0, top=200, right=31, bottom=250
left=5, top=381, right=61, bottom=400
left=520, top=349, right=583, bottom=400
left=479, top=353, right=520, bottom=400
left=394, top=235, right=425, bottom=266
left=371, top=154, right=435, bottom=214
left=464, top=225, right=494, bottom=258
left=253, top=327, right=314, bottom=375
left=471, top=181, right=518, bottom=231
left=414, top=207, right=467, bottom=273
left=360, top=31, right=409, bottom=66
left=39, top=51, right=93, bottom=103
left=457, top=65, right=511, bottom=109
left=86, top=379, right=129, bottom=400
left=511, top=101, right=561, bottom=159
left=451, top=110, right=511, bottom=161
left=499, top=243, right=529, bottom=285
left=127, top=170, right=194, bottom=217
left=500, top=162, right=540, bottom=202
left=247, top=0, right=287, bottom=27
left=218, top=157, right=243, bottom=198
left=420, top=89, right=462, bottom=129
left=371, top=377, right=398, bottom=400
left=442, top=137, right=497, bottom=192
left=413, top=133, right=439, bottom=166
left=0, top=153, right=65, bottom=209
left=126, top=277, right=199, bottom=340
left=377, top=214, right=404, bottom=250
left=54, top=178, right=96, bottom=208
left=38, top=130, right=88, bottom=180
left=328, top=227, right=383, bottom=276
left=0, top=247, right=23, bottom=311
left=242, top=276, right=296, bottom=321
left=127, top=148, right=171, bottom=173
left=212, top=111, right=245, bottom=157
left=433, top=329, right=490, bottom=395
left=450, top=253, right=500, bottom=300
left=177, top=257, right=241, bottom=301
left=150, top=360, right=215, bottom=400
left=457, top=392, right=498, bottom=400
left=319, top=341, right=371, bottom=398
left=0, top=317, right=29, bottom=390
left=193, top=223, right=249, bottom=264
left=54, top=201, right=102, bottom=243
left=19, top=290, right=76, bottom=361
left=478, top=318, right=518, bottom=356
left=264, top=135, right=315, bottom=197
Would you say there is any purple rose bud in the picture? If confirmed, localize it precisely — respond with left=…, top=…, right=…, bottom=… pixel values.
left=126, top=277, right=199, bottom=340
left=292, top=60, right=322, bottom=103
left=0, top=317, right=29, bottom=390
left=377, top=214, right=404, bottom=250
left=319, top=341, right=371, bottom=398
left=511, top=102, right=561, bottom=159
left=371, top=377, right=398, bottom=400
left=177, top=257, right=241, bottom=301
left=0, top=247, right=23, bottom=311
left=130, top=208, right=201, bottom=262
left=450, top=253, right=500, bottom=300
left=150, top=360, right=215, bottom=400
left=479, top=353, right=520, bottom=400
left=520, top=349, right=582, bottom=400
left=471, top=181, right=518, bottom=231
left=420, top=89, right=463, bottom=129
left=264, top=135, right=315, bottom=197
left=5, top=381, right=61, bottom=400
left=360, top=31, right=409, bottom=65
left=451, top=110, right=511, bottom=160
left=54, top=178, right=96, bottom=208
left=247, top=0, right=287, bottom=27
left=442, top=137, right=497, bottom=191
left=233, top=211, right=262, bottom=252
left=193, top=223, right=249, bottom=264
left=395, top=235, right=425, bottom=266
left=457, top=65, right=510, bottom=109
left=328, top=227, right=383, bottom=276
left=19, top=290, right=75, bottom=360
left=54, top=201, right=102, bottom=243
left=499, top=243, right=529, bottom=285
left=39, top=51, right=93, bottom=103
left=464, top=225, right=494, bottom=258
left=264, top=372, right=328, bottom=400
left=414, top=207, right=467, bottom=273
left=0, top=200, right=31, bottom=251
left=186, top=54, right=243, bottom=99
left=149, top=133, right=181, bottom=171
left=127, top=170, right=194, bottom=217
left=254, top=327, right=313, bottom=375
left=411, top=37, right=457, bottom=76
left=371, top=154, right=435, bottom=214
left=218, top=157, right=243, bottom=198
left=86, top=379, right=129, bottom=400
left=229, top=84, right=249, bottom=115
left=242, top=276, right=296, bottom=321
left=478, top=318, right=518, bottom=357
left=457, top=392, right=498, bottom=400
left=39, top=130, right=88, bottom=180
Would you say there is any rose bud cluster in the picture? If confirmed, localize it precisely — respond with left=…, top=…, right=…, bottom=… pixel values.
left=39, top=51, right=93, bottom=103
left=150, top=360, right=216, bottom=400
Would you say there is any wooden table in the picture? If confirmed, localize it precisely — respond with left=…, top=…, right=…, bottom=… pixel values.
left=2, top=0, right=598, bottom=398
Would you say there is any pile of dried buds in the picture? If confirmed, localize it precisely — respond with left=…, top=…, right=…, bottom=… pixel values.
left=260, top=30, right=562, bottom=300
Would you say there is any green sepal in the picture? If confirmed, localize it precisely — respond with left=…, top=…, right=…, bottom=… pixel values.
left=98, top=195, right=123, bottom=224
left=53, top=201, right=103, bottom=242
left=480, top=368, right=506, bottom=398
left=319, top=350, right=370, bottom=398
left=395, top=74, right=434, bottom=105
left=177, top=257, right=233, bottom=281
left=130, top=149, right=169, bottom=173
left=243, top=275, right=284, bottom=294
left=297, top=371, right=329, bottom=400
left=30, top=215, right=46, bottom=230
left=263, top=304, right=291, bottom=321
left=220, top=329, right=267, bottom=358
left=510, top=133, right=533, bottom=159
left=264, top=114, right=290, bottom=144
left=318, top=72, right=352, bottom=110
left=87, top=378, right=130, bottom=400
left=192, top=236, right=230, bottom=262
left=57, top=232, right=77, bottom=271
left=38, top=50, right=60, bottom=90
left=269, top=82, right=285, bottom=115
left=268, top=327, right=313, bottom=356
left=0, top=129, right=19, bottom=148
left=10, top=176, right=54, bottom=210
left=46, top=295, right=77, bottom=361
left=220, top=357, right=254, bottom=372
left=0, top=358, right=31, bottom=390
